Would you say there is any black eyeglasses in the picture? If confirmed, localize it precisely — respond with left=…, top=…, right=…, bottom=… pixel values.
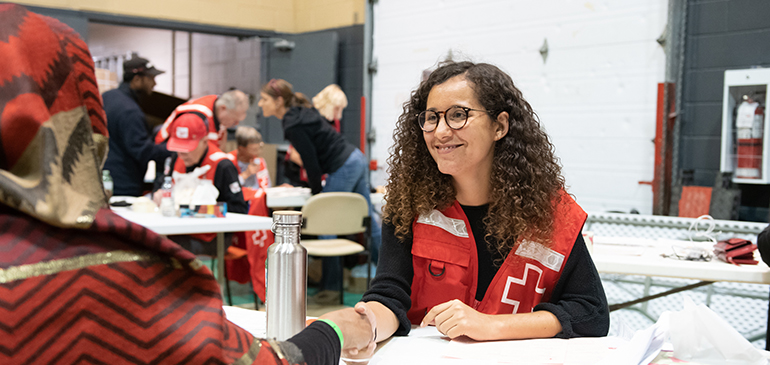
left=417, top=106, right=492, bottom=132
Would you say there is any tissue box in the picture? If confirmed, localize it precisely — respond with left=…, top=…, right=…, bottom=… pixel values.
left=179, top=203, right=227, bottom=218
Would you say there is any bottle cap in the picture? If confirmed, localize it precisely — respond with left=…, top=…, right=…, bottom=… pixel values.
left=272, top=211, right=302, bottom=226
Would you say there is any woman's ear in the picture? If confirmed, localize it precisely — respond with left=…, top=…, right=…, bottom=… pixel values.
left=494, top=111, right=509, bottom=141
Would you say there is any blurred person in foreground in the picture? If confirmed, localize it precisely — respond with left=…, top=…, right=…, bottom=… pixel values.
left=312, top=84, right=348, bottom=133
left=758, top=225, right=770, bottom=266
left=102, top=56, right=172, bottom=196
left=229, top=126, right=271, bottom=192
left=0, top=4, right=374, bottom=364
left=325, top=61, right=609, bottom=358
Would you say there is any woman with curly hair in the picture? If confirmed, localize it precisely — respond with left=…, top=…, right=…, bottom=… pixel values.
left=329, top=61, right=608, bottom=355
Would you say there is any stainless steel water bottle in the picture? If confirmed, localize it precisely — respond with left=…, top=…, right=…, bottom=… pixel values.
left=266, top=211, right=307, bottom=340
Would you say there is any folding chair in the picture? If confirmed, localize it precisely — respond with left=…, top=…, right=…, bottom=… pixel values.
left=300, top=192, right=372, bottom=305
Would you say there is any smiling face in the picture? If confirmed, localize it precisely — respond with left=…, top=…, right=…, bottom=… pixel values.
left=423, top=75, right=507, bottom=184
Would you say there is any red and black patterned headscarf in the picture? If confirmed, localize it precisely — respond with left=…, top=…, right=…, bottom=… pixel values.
left=0, top=3, right=109, bottom=228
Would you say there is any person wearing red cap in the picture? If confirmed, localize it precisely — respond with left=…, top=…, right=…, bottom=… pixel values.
left=158, top=113, right=249, bottom=255
left=103, top=56, right=173, bottom=196
left=0, top=4, right=377, bottom=365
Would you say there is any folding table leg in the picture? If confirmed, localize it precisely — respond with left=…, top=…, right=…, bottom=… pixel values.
left=217, top=233, right=227, bottom=302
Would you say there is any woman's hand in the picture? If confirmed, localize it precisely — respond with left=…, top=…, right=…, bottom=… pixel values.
left=420, top=299, right=495, bottom=341
left=422, top=300, right=563, bottom=341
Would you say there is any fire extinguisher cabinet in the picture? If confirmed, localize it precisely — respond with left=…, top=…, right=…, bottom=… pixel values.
left=720, top=68, right=770, bottom=184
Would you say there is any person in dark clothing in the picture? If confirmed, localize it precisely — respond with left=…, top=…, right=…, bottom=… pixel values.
left=102, top=57, right=171, bottom=196
left=758, top=225, right=770, bottom=266
left=321, top=61, right=609, bottom=361
left=259, top=81, right=355, bottom=196
left=258, top=79, right=383, bottom=301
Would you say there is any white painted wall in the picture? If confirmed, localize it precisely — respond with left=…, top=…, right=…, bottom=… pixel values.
left=87, top=23, right=174, bottom=95
left=369, top=0, right=668, bottom=214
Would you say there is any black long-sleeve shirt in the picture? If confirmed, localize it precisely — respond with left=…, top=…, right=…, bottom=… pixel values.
left=286, top=321, right=340, bottom=365
left=362, top=204, right=610, bottom=338
left=103, top=83, right=171, bottom=196
left=282, top=107, right=356, bottom=194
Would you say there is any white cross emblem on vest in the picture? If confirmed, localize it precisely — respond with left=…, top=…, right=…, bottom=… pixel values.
left=500, top=263, right=546, bottom=314
left=251, top=230, right=269, bottom=248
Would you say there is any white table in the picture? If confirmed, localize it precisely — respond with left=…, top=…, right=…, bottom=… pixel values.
left=222, top=306, right=756, bottom=365
left=113, top=207, right=272, bottom=292
left=591, top=237, right=770, bottom=285
left=590, top=236, right=770, bottom=335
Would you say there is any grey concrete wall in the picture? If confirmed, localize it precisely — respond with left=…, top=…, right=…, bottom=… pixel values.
left=259, top=24, right=365, bottom=149
left=680, top=0, right=770, bottom=218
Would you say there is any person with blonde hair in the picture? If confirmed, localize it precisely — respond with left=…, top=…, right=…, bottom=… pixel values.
left=313, top=84, right=348, bottom=132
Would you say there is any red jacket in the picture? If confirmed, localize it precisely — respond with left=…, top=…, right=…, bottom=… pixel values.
left=156, top=95, right=220, bottom=144
left=407, top=192, right=587, bottom=324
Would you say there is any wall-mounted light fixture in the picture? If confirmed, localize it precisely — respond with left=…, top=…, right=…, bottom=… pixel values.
left=273, top=39, right=295, bottom=52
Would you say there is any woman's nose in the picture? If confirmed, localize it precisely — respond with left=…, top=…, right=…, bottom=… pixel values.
left=433, top=114, right=453, bottom=137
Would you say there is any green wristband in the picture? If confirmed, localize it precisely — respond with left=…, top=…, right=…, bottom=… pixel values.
left=316, top=319, right=344, bottom=349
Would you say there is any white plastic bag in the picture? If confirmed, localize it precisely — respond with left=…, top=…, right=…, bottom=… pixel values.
left=171, top=165, right=211, bottom=206
left=670, top=296, right=765, bottom=365
left=190, top=179, right=219, bottom=205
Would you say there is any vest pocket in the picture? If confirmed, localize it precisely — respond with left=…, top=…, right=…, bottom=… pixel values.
left=409, top=238, right=472, bottom=321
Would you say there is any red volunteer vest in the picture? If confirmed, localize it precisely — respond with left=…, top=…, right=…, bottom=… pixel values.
left=407, top=191, right=587, bottom=324
left=173, top=145, right=236, bottom=241
left=156, top=95, right=220, bottom=144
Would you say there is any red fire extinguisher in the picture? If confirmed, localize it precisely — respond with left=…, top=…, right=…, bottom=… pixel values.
left=735, top=97, right=764, bottom=179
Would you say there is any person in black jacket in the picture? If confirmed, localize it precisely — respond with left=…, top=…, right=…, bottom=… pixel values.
left=102, top=57, right=172, bottom=196
left=258, top=79, right=382, bottom=301
left=758, top=225, right=770, bottom=266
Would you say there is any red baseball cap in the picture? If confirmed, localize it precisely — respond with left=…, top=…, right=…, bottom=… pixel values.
left=167, top=114, right=207, bottom=152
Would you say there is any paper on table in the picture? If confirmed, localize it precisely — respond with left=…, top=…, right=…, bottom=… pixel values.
left=370, top=325, right=623, bottom=365
left=223, top=306, right=266, bottom=338
left=596, top=312, right=668, bottom=365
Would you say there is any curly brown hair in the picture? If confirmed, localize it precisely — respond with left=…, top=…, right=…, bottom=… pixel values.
left=383, top=61, right=565, bottom=257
